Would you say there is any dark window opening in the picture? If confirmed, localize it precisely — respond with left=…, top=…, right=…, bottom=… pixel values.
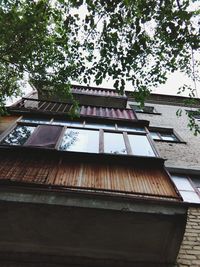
left=130, top=104, right=159, bottom=114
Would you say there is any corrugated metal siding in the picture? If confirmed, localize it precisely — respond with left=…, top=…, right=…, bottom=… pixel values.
left=72, top=86, right=125, bottom=97
left=0, top=153, right=179, bottom=200
left=80, top=106, right=136, bottom=120
left=11, top=98, right=136, bottom=121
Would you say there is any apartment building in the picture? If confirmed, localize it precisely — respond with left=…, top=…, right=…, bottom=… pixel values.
left=127, top=93, right=200, bottom=267
left=0, top=85, right=194, bottom=266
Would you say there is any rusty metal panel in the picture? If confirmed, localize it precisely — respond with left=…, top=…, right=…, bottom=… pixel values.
left=72, top=86, right=126, bottom=97
left=52, top=162, right=178, bottom=198
left=0, top=153, right=179, bottom=200
left=80, top=106, right=136, bottom=120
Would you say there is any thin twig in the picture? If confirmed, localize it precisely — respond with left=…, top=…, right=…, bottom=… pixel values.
left=191, top=48, right=198, bottom=98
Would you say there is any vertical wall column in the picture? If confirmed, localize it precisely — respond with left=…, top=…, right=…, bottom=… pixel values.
left=177, top=207, right=200, bottom=266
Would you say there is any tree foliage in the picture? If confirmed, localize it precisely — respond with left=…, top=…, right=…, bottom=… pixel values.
left=0, top=0, right=199, bottom=112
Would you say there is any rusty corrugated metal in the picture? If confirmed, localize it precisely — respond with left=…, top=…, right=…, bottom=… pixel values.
left=72, top=86, right=125, bottom=97
left=80, top=106, right=136, bottom=120
left=0, top=153, right=179, bottom=200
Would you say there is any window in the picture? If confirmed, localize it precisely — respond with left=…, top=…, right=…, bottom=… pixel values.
left=1, top=125, right=36, bottom=146
left=130, top=104, right=160, bottom=114
left=128, top=135, right=155, bottom=157
left=187, top=110, right=200, bottom=123
left=24, top=125, right=62, bottom=148
left=20, top=117, right=51, bottom=124
left=149, top=128, right=183, bottom=143
left=0, top=117, right=156, bottom=157
left=104, top=132, right=127, bottom=154
left=59, top=128, right=99, bottom=153
left=171, top=174, right=200, bottom=203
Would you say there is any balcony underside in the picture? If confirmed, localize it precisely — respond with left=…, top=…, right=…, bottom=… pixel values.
left=0, top=149, right=186, bottom=266
left=0, top=187, right=186, bottom=267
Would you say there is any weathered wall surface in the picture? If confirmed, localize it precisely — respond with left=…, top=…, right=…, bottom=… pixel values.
left=177, top=207, right=200, bottom=267
left=0, top=115, right=19, bottom=135
left=128, top=102, right=200, bottom=170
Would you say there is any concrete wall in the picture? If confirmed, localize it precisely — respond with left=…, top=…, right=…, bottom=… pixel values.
left=128, top=102, right=200, bottom=170
left=177, top=207, right=200, bottom=267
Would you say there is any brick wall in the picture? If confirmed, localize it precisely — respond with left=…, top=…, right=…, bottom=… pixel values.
left=177, top=207, right=200, bottom=267
left=128, top=102, right=200, bottom=170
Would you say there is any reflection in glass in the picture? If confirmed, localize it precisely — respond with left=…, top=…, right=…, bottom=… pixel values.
left=128, top=134, right=155, bottom=157
left=59, top=128, right=99, bottom=153
left=1, top=126, right=36, bottom=145
left=180, top=191, right=200, bottom=203
left=21, top=117, right=50, bottom=124
left=104, top=132, right=127, bottom=154
left=160, top=133, right=178, bottom=141
left=117, top=125, right=145, bottom=133
left=171, top=175, right=194, bottom=190
left=52, top=120, right=83, bottom=127
left=85, top=123, right=115, bottom=130
left=150, top=132, right=160, bottom=140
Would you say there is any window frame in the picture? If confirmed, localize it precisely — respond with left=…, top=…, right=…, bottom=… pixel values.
left=187, top=110, right=200, bottom=124
left=129, top=104, right=161, bottom=115
left=148, top=127, right=186, bottom=144
left=0, top=117, right=158, bottom=158
left=171, top=173, right=200, bottom=203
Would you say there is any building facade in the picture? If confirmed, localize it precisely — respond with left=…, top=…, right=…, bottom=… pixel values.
left=127, top=93, right=200, bottom=267
left=0, top=85, right=199, bottom=266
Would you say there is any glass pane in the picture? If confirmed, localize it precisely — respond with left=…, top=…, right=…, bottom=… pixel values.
left=21, top=117, right=50, bottom=124
left=130, top=105, right=142, bottom=112
left=24, top=125, right=62, bottom=148
left=128, top=135, right=155, bottom=157
left=85, top=123, right=115, bottom=130
left=191, top=177, right=200, bottom=187
left=52, top=120, right=83, bottom=127
left=150, top=132, right=160, bottom=140
left=160, top=133, right=178, bottom=141
left=59, top=128, right=99, bottom=153
left=180, top=191, right=200, bottom=203
left=171, top=175, right=194, bottom=190
left=131, top=105, right=154, bottom=113
left=104, top=132, right=127, bottom=154
left=117, top=125, right=145, bottom=133
left=1, top=126, right=36, bottom=146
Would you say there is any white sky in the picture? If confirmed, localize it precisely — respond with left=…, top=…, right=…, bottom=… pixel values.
left=6, top=70, right=200, bottom=107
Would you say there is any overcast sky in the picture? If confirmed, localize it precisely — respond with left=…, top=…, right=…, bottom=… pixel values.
left=6, top=1, right=200, bottom=104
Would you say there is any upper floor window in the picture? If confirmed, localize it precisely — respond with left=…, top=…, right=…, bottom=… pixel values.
left=0, top=117, right=156, bottom=158
left=187, top=110, right=200, bottom=123
left=149, top=128, right=185, bottom=143
left=130, top=104, right=160, bottom=115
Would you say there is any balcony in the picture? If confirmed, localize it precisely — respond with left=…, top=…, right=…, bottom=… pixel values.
left=71, top=85, right=128, bottom=108
left=36, top=85, right=127, bottom=108
left=0, top=148, right=186, bottom=266
left=9, top=97, right=137, bottom=121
